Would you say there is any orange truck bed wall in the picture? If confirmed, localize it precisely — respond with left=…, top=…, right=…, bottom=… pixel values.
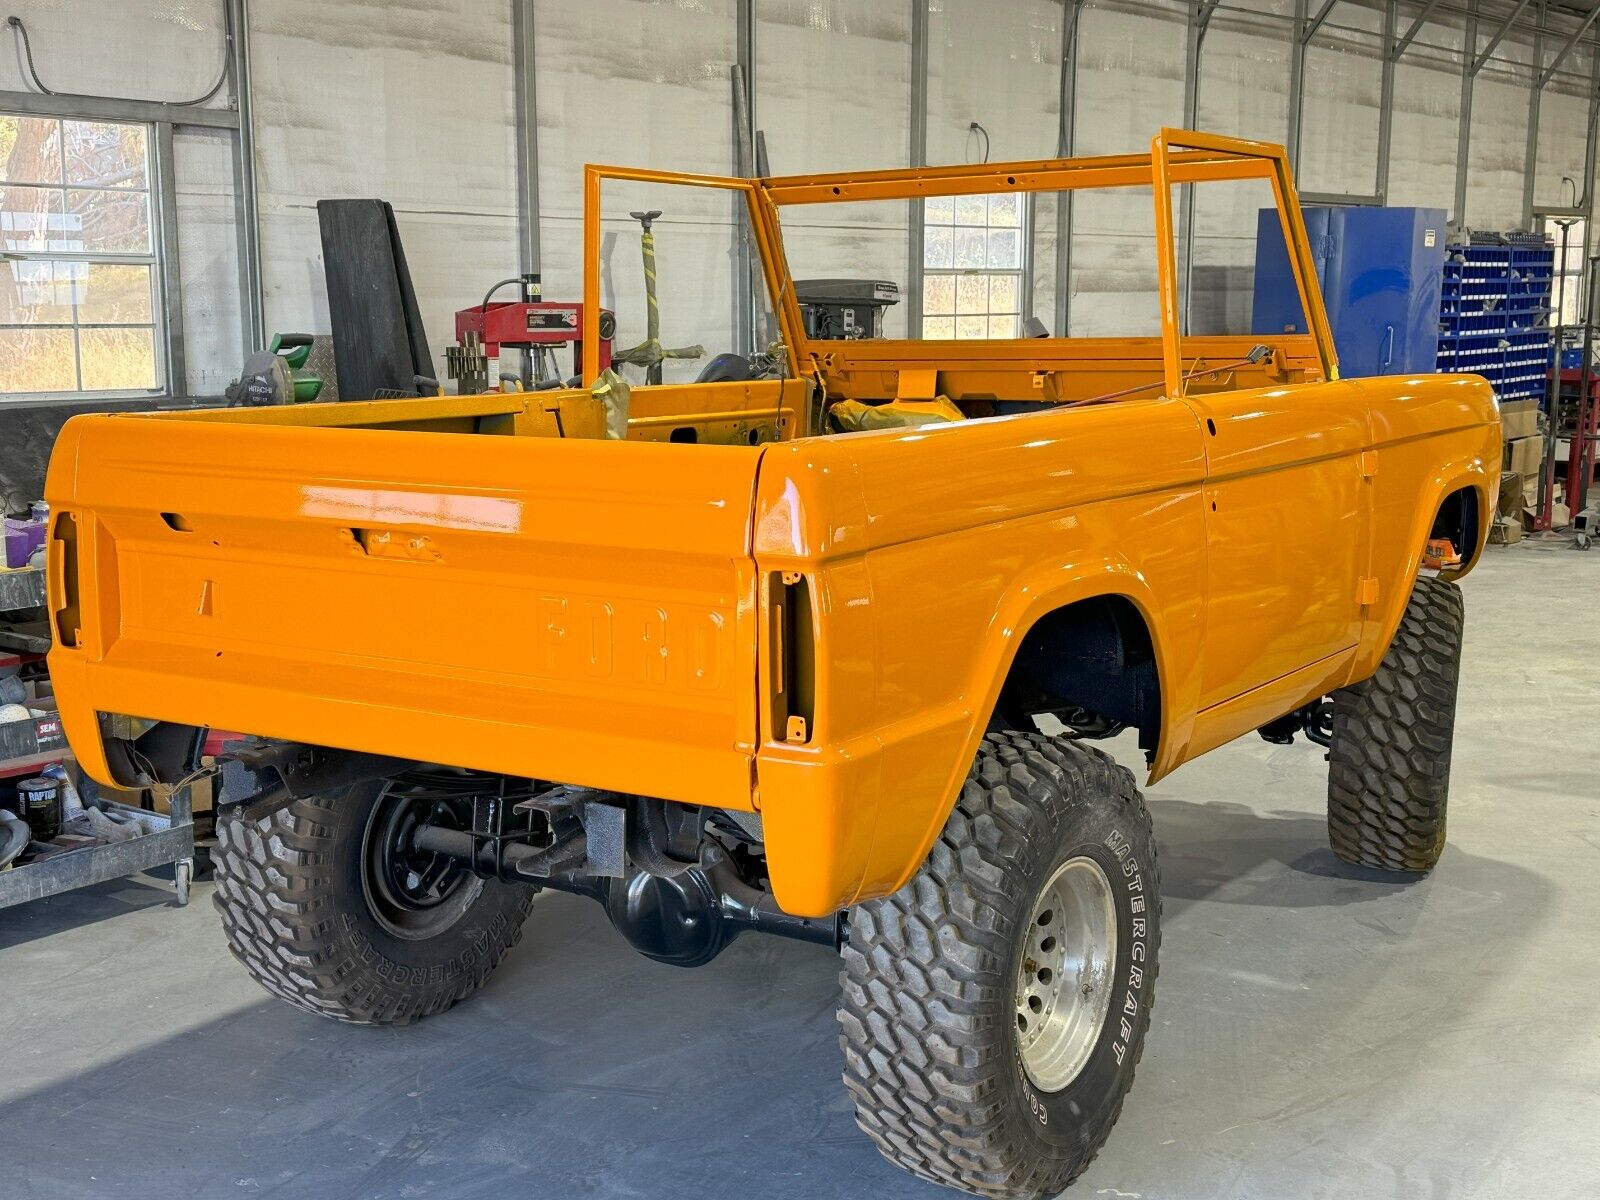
left=46, top=415, right=765, bottom=812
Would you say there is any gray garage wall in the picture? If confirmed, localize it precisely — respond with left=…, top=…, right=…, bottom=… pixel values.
left=1, top=0, right=1596, bottom=397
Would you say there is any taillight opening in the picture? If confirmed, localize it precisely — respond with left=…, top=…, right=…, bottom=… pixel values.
left=770, top=571, right=815, bottom=744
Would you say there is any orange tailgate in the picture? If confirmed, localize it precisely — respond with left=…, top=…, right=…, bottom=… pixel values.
left=45, top=414, right=763, bottom=809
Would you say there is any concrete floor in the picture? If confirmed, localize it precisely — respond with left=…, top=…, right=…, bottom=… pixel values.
left=3, top=545, right=1597, bottom=1200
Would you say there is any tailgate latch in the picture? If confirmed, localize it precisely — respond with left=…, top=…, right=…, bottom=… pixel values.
left=342, top=527, right=442, bottom=563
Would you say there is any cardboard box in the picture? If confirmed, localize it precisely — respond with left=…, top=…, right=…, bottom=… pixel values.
left=1489, top=516, right=1523, bottom=545
left=1497, top=471, right=1525, bottom=518
left=1525, top=502, right=1570, bottom=531
left=1505, top=436, right=1542, bottom=476
left=150, top=773, right=213, bottom=816
left=1499, top=399, right=1539, bottom=442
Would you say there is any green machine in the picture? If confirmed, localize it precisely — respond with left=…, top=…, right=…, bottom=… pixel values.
left=226, top=334, right=326, bottom=406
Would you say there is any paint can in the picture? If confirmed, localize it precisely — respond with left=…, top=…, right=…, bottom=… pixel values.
left=13, top=776, right=62, bottom=842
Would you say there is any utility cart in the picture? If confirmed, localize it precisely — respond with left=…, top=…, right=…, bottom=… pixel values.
left=1, top=562, right=195, bottom=910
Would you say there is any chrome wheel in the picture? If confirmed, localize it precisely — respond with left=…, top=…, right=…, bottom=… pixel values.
left=1015, top=855, right=1118, bottom=1093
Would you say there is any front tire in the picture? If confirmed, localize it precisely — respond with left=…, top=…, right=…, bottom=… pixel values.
left=839, top=732, right=1160, bottom=1199
left=1327, top=575, right=1465, bottom=873
left=212, top=776, right=535, bottom=1026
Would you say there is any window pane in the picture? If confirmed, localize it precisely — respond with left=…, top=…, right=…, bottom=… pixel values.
left=1558, top=276, right=1582, bottom=328
left=75, top=263, right=153, bottom=324
left=954, top=194, right=987, bottom=226
left=0, top=116, right=62, bottom=185
left=0, top=185, right=64, bottom=253
left=923, top=274, right=956, bottom=316
left=64, top=187, right=151, bottom=253
left=988, top=314, right=1019, bottom=338
left=955, top=314, right=988, bottom=339
left=990, top=274, right=1019, bottom=312
left=0, top=259, right=78, bottom=323
left=922, top=316, right=955, bottom=339
left=64, top=121, right=148, bottom=189
left=924, top=226, right=953, bottom=269
left=925, top=196, right=954, bottom=224
left=954, top=228, right=986, bottom=269
left=78, top=326, right=157, bottom=390
left=956, top=274, right=989, bottom=314
left=988, top=194, right=1021, bottom=227
left=0, top=326, right=77, bottom=392
left=987, top=229, right=1021, bottom=269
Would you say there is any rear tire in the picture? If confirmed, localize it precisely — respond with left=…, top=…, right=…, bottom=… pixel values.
left=1327, top=575, right=1465, bottom=872
left=838, top=732, right=1160, bottom=1199
left=212, top=778, right=535, bottom=1026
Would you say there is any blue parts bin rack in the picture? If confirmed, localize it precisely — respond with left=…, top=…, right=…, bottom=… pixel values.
left=1436, top=230, right=1554, bottom=405
left=1252, top=206, right=1448, bottom=379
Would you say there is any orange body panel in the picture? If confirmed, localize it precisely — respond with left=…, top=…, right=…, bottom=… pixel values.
left=45, top=132, right=1499, bottom=918
left=46, top=412, right=765, bottom=810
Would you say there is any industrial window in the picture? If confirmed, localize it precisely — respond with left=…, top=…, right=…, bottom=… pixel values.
left=0, top=113, right=163, bottom=397
left=1543, top=216, right=1587, bottom=329
left=922, top=193, right=1024, bottom=339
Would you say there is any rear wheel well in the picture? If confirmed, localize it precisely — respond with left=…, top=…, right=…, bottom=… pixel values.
left=995, top=595, right=1162, bottom=759
left=1431, top=485, right=1482, bottom=568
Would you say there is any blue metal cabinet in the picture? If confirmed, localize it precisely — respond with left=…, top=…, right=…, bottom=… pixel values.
left=1252, top=206, right=1447, bottom=379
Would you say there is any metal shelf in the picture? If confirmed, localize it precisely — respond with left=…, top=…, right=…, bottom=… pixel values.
left=1437, top=234, right=1556, bottom=405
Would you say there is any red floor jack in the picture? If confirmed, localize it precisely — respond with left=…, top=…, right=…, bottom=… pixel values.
left=1538, top=257, right=1600, bottom=544
left=449, top=274, right=615, bottom=393
left=1546, top=366, right=1600, bottom=522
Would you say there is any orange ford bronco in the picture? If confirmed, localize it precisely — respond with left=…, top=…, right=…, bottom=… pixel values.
left=44, top=130, right=1496, bottom=1197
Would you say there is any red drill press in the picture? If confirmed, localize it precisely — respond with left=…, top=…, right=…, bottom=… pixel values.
left=450, top=274, right=615, bottom=392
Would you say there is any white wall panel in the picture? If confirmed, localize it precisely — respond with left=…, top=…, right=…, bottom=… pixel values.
left=1196, top=2, right=1293, bottom=147
left=1067, top=1, right=1183, bottom=334
left=172, top=128, right=242, bottom=395
left=1189, top=4, right=1290, bottom=336
left=1069, top=188, right=1165, bottom=338
left=756, top=0, right=911, bottom=172
left=927, top=0, right=1060, bottom=165
left=1534, top=66, right=1592, bottom=212
left=1387, top=25, right=1463, bottom=215
left=755, top=1, right=912, bottom=337
left=0, top=0, right=228, bottom=102
left=249, top=0, right=520, bottom=388
left=535, top=0, right=739, bottom=375
left=1467, top=67, right=1535, bottom=229
left=1297, top=6, right=1385, bottom=195
left=1075, top=1, right=1186, bottom=156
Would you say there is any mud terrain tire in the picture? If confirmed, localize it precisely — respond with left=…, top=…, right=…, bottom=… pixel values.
left=1328, top=575, right=1465, bottom=872
left=212, top=778, right=534, bottom=1025
left=839, top=732, right=1160, bottom=1199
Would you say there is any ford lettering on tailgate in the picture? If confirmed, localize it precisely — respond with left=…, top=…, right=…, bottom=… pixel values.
left=533, top=595, right=727, bottom=692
